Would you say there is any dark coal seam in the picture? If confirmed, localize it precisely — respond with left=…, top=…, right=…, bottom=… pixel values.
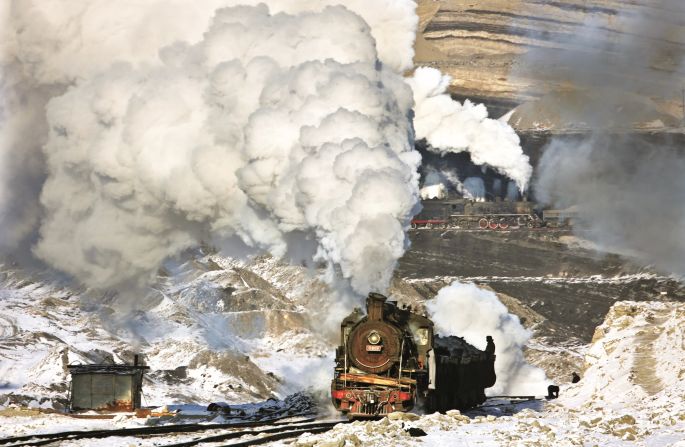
left=424, top=21, right=685, bottom=52
left=457, top=9, right=577, bottom=27
left=434, top=9, right=685, bottom=49
left=523, top=0, right=618, bottom=16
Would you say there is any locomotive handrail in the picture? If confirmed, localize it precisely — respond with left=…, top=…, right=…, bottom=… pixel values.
left=343, top=332, right=348, bottom=389
left=397, top=338, right=405, bottom=384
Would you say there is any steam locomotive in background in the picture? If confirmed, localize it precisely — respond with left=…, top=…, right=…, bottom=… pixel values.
left=331, top=293, right=496, bottom=419
left=411, top=197, right=576, bottom=230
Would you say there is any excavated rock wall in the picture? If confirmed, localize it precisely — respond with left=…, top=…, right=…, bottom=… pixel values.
left=416, top=0, right=685, bottom=126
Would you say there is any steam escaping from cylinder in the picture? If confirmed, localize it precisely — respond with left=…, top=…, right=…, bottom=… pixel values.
left=425, top=282, right=547, bottom=395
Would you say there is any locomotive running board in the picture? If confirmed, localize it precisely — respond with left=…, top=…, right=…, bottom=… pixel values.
left=338, top=373, right=416, bottom=387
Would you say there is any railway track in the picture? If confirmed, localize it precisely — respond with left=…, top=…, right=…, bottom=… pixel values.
left=0, top=397, right=540, bottom=446
left=161, top=420, right=345, bottom=447
left=0, top=416, right=346, bottom=447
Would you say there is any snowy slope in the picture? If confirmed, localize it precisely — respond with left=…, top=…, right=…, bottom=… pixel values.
left=558, top=301, right=685, bottom=440
left=4, top=251, right=685, bottom=446
left=282, top=300, right=685, bottom=446
left=0, top=253, right=333, bottom=410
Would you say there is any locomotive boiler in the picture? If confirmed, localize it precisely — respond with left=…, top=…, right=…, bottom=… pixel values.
left=331, top=293, right=496, bottom=418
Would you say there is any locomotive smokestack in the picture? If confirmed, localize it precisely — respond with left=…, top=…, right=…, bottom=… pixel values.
left=366, top=293, right=387, bottom=321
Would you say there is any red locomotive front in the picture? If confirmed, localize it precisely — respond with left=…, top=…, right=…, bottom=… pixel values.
left=331, top=293, right=496, bottom=419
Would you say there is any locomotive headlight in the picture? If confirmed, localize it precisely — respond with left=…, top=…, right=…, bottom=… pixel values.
left=417, top=328, right=429, bottom=346
left=367, top=330, right=382, bottom=345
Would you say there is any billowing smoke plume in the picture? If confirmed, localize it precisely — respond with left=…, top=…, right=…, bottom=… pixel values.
left=1, top=0, right=529, bottom=301
left=426, top=282, right=547, bottom=395
left=521, top=0, right=685, bottom=278
left=408, top=67, right=532, bottom=192
left=0, top=4, right=46, bottom=254
left=537, top=135, right=685, bottom=278
left=32, top=4, right=420, bottom=296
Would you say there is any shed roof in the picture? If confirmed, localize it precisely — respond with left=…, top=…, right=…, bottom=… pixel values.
left=67, top=364, right=149, bottom=375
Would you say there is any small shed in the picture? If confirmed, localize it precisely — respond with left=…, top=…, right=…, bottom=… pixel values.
left=68, top=360, right=149, bottom=412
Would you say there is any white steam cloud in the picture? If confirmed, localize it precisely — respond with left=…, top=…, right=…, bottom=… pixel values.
left=536, top=136, right=685, bottom=278
left=419, top=168, right=448, bottom=200
left=426, top=282, right=547, bottom=395
left=521, top=0, right=685, bottom=278
left=463, top=177, right=486, bottom=202
left=33, top=4, right=420, bottom=296
left=1, top=0, right=530, bottom=300
left=408, top=67, right=532, bottom=192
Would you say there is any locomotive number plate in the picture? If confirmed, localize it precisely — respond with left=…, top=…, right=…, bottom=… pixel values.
left=366, top=345, right=382, bottom=352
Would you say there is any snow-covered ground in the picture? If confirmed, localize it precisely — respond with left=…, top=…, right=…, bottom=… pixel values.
left=406, top=273, right=671, bottom=285
left=2, top=253, right=685, bottom=446
left=0, top=253, right=333, bottom=411
left=288, top=300, right=685, bottom=446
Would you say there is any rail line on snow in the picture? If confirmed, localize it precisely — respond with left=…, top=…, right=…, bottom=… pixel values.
left=0, top=416, right=342, bottom=447
left=162, top=421, right=346, bottom=447
left=1, top=397, right=543, bottom=446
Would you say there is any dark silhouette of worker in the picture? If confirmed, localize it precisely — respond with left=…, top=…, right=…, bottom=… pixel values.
left=546, top=385, right=559, bottom=399
left=485, top=336, right=495, bottom=355
left=571, top=372, right=581, bottom=383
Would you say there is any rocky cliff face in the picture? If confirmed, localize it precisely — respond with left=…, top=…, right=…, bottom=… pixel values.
left=416, top=0, right=685, bottom=129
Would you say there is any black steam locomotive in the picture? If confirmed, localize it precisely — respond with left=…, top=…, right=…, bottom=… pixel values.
left=331, top=293, right=496, bottom=418
left=411, top=197, right=575, bottom=230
